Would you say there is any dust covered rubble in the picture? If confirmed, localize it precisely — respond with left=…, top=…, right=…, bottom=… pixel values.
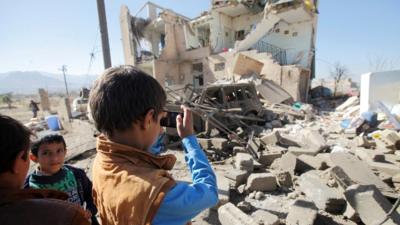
left=210, top=96, right=400, bottom=225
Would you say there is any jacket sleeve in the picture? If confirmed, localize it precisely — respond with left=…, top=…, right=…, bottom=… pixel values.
left=68, top=166, right=98, bottom=216
left=152, top=135, right=218, bottom=225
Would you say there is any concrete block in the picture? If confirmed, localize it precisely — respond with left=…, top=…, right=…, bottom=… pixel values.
left=197, top=138, right=211, bottom=150
left=235, top=153, right=254, bottom=172
left=224, top=169, right=250, bottom=187
left=211, top=138, right=228, bottom=150
left=216, top=171, right=230, bottom=205
left=297, top=170, right=346, bottom=213
left=236, top=201, right=253, bottom=213
left=286, top=200, right=318, bottom=225
left=258, top=150, right=282, bottom=166
left=300, top=129, right=327, bottom=151
left=260, top=131, right=278, bottom=145
left=379, top=130, right=400, bottom=149
left=278, top=152, right=297, bottom=177
left=345, top=184, right=400, bottom=225
left=252, top=210, right=279, bottom=225
left=218, top=202, right=255, bottom=225
left=343, top=202, right=359, bottom=222
left=246, top=173, right=277, bottom=192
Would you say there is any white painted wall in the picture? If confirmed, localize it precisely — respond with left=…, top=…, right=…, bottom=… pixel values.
left=360, top=70, right=400, bottom=113
left=263, top=20, right=314, bottom=68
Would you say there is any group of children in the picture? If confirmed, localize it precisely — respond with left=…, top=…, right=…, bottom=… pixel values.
left=0, top=65, right=218, bottom=225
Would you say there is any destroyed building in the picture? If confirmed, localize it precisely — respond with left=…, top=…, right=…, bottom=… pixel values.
left=120, top=0, right=319, bottom=102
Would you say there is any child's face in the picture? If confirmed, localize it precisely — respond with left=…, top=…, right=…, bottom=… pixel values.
left=30, top=142, right=66, bottom=175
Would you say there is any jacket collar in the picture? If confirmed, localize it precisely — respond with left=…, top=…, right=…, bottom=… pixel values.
left=96, top=135, right=176, bottom=170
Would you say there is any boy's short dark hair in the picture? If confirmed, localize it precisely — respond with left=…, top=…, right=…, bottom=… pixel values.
left=31, top=134, right=66, bottom=156
left=89, top=65, right=167, bottom=136
left=0, top=114, right=32, bottom=173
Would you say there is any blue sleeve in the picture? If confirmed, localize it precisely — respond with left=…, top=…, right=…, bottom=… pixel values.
left=152, top=135, right=218, bottom=225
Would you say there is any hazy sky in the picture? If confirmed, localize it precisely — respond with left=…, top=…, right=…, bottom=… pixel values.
left=0, top=0, right=399, bottom=81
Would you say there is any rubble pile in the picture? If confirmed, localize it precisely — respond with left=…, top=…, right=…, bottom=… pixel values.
left=200, top=96, right=400, bottom=225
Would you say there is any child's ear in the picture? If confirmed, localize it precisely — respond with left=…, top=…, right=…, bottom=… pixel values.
left=142, top=109, right=155, bottom=130
left=29, top=154, right=38, bottom=163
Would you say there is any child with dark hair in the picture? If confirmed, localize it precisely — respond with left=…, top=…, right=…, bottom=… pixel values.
left=89, top=65, right=218, bottom=225
left=0, top=114, right=89, bottom=225
left=25, top=134, right=99, bottom=225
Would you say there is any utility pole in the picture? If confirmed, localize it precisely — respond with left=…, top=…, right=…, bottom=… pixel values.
left=96, top=0, right=112, bottom=69
left=59, top=65, right=72, bottom=121
left=59, top=65, right=70, bottom=97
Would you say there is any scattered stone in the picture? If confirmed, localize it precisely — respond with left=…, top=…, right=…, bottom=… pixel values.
left=355, top=136, right=376, bottom=148
left=218, top=202, right=255, bottom=225
left=251, top=210, right=280, bottom=225
left=378, top=130, right=400, bottom=149
left=286, top=199, right=318, bottom=225
left=287, top=191, right=299, bottom=199
left=336, top=96, right=359, bottom=112
left=255, top=191, right=265, bottom=200
left=246, top=173, right=277, bottom=192
left=366, top=160, right=400, bottom=176
left=248, top=191, right=256, bottom=199
left=345, top=184, right=400, bottom=225
left=355, top=147, right=385, bottom=162
left=343, top=202, right=360, bottom=222
left=297, top=170, right=346, bottom=213
left=235, top=153, right=254, bottom=172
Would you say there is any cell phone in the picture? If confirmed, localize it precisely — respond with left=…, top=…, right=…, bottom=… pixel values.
left=160, top=111, right=182, bottom=128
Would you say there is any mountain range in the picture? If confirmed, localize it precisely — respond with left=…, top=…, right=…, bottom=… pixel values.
left=0, top=71, right=98, bottom=94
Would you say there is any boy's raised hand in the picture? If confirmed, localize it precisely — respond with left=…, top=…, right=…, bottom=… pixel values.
left=176, top=105, right=194, bottom=139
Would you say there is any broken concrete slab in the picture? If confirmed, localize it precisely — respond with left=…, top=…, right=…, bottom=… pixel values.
left=235, top=153, right=254, bottom=172
left=256, top=79, right=293, bottom=104
left=218, top=202, right=255, bottom=225
left=378, top=129, right=400, bottom=150
left=297, top=154, right=329, bottom=172
left=355, top=147, right=385, bottom=162
left=345, top=184, right=400, bottom=225
left=297, top=170, right=346, bottom=213
left=197, top=138, right=211, bottom=150
left=286, top=199, right=318, bottom=225
left=251, top=209, right=279, bottom=225
left=330, top=152, right=397, bottom=198
left=246, top=173, right=277, bottom=192
left=366, top=160, right=400, bottom=176
left=355, top=136, right=376, bottom=148
left=288, top=146, right=320, bottom=156
left=224, top=169, right=250, bottom=187
left=336, top=96, right=359, bottom=112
